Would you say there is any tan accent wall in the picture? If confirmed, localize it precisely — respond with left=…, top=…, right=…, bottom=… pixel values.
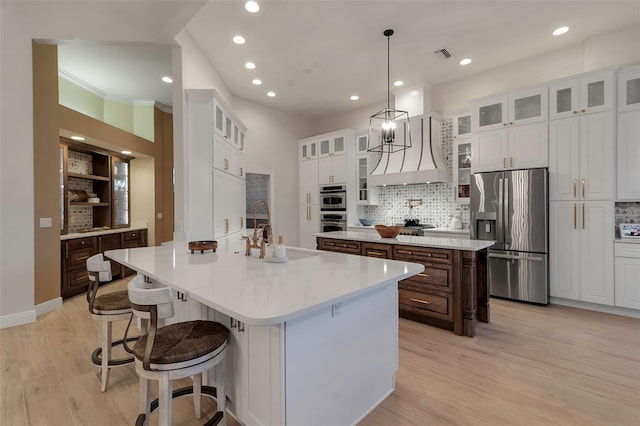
left=32, top=43, right=174, bottom=305
left=33, top=43, right=61, bottom=305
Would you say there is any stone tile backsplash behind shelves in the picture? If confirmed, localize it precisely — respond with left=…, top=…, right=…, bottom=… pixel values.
left=363, top=119, right=470, bottom=228
left=68, top=150, right=93, bottom=175
left=67, top=152, right=94, bottom=232
left=615, top=201, right=640, bottom=238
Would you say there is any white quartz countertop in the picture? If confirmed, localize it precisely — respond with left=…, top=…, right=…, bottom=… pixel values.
left=316, top=231, right=494, bottom=251
left=61, top=224, right=147, bottom=240
left=105, top=238, right=424, bottom=326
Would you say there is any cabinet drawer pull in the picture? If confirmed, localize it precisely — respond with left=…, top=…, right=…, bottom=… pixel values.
left=573, top=204, right=577, bottom=230
left=131, top=233, right=136, bottom=237
left=417, top=273, right=431, bottom=278
left=582, top=203, right=585, bottom=230
left=410, top=298, right=432, bottom=305
left=224, top=159, right=229, bottom=170
left=76, top=255, right=90, bottom=261
left=573, top=179, right=577, bottom=198
left=503, top=157, right=506, bottom=168
left=368, top=250, right=385, bottom=257
left=581, top=178, right=585, bottom=198
left=225, top=218, right=229, bottom=234
left=239, top=167, right=243, bottom=176
left=75, top=276, right=86, bottom=282
left=336, top=243, right=347, bottom=248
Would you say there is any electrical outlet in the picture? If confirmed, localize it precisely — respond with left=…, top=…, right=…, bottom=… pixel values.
left=175, top=220, right=184, bottom=232
left=331, top=303, right=342, bottom=317
left=157, top=212, right=163, bottom=219
left=39, top=217, right=52, bottom=228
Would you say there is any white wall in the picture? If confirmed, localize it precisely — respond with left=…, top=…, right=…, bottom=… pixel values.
left=232, top=97, right=315, bottom=245
left=0, top=1, right=204, bottom=325
left=314, top=100, right=388, bottom=135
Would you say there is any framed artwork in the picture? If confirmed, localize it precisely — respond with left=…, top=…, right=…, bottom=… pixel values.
left=619, top=223, right=640, bottom=239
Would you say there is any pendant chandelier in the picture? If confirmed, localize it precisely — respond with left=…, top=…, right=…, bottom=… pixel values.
left=367, top=29, right=411, bottom=153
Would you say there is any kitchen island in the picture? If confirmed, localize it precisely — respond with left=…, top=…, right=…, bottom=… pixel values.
left=105, top=238, right=423, bottom=426
left=315, top=231, right=495, bottom=337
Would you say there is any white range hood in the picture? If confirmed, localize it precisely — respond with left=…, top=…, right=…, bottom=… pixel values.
left=368, top=113, right=450, bottom=187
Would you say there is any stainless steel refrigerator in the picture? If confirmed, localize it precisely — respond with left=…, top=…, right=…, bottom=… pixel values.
left=470, top=168, right=549, bottom=304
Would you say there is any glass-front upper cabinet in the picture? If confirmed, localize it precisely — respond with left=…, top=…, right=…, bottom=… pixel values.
left=215, top=104, right=224, bottom=136
left=453, top=110, right=472, bottom=140
left=356, top=133, right=368, bottom=154
left=473, top=86, right=547, bottom=132
left=454, top=140, right=471, bottom=202
left=299, top=139, right=317, bottom=161
left=549, top=69, right=615, bottom=119
left=112, top=157, right=130, bottom=228
left=618, top=65, right=640, bottom=112
left=60, top=144, right=68, bottom=233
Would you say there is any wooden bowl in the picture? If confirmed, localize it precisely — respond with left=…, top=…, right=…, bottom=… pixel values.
left=188, top=240, right=217, bottom=253
left=375, top=225, right=402, bottom=239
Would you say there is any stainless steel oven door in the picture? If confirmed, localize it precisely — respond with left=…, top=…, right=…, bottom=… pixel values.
left=320, top=192, right=346, bottom=211
left=321, top=221, right=346, bottom=232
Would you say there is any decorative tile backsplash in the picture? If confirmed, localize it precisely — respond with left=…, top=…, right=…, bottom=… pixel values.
left=68, top=151, right=93, bottom=175
left=615, top=201, right=640, bottom=238
left=363, top=119, right=470, bottom=228
left=246, top=173, right=270, bottom=215
left=67, top=152, right=94, bottom=232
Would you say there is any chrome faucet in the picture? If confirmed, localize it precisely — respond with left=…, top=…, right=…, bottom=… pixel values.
left=245, top=200, right=272, bottom=258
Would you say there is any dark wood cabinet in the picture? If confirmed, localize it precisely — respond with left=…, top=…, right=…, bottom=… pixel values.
left=316, top=237, right=489, bottom=337
left=61, top=229, right=147, bottom=299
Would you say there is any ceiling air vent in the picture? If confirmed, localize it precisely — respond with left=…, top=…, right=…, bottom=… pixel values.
left=434, top=48, right=453, bottom=59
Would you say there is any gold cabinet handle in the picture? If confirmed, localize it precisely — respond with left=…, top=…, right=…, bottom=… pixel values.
left=573, top=110, right=578, bottom=115
left=509, top=122, right=514, bottom=125
left=581, top=178, right=585, bottom=198
left=76, top=255, right=90, bottom=262
left=239, top=167, right=243, bottom=176
left=573, top=179, right=577, bottom=199
left=509, top=157, right=513, bottom=168
left=225, top=218, right=229, bottom=234
left=573, top=203, right=577, bottom=230
left=503, top=158, right=506, bottom=168
left=417, top=273, right=431, bottom=278
left=410, top=298, right=432, bottom=305
left=503, top=123, right=508, bottom=127
left=581, top=109, right=586, bottom=113
left=367, top=250, right=386, bottom=257
left=224, top=159, right=229, bottom=170
left=240, top=216, right=244, bottom=228
left=307, top=205, right=311, bottom=221
left=582, top=203, right=585, bottom=230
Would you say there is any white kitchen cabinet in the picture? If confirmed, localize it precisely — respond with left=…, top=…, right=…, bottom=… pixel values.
left=618, top=65, right=640, bottom=112
left=615, top=242, right=640, bottom=310
left=165, top=291, right=205, bottom=326
left=356, top=133, right=369, bottom=154
left=453, top=139, right=471, bottom=202
left=617, top=110, right=640, bottom=200
left=356, top=155, right=379, bottom=205
left=299, top=203, right=319, bottom=250
left=298, top=159, right=318, bottom=205
left=318, top=133, right=347, bottom=158
left=299, top=138, right=317, bottom=161
left=549, top=69, right=615, bottom=120
left=549, top=111, right=615, bottom=201
left=186, top=90, right=247, bottom=242
left=318, top=155, right=347, bottom=184
left=471, top=121, right=548, bottom=173
left=452, top=110, right=472, bottom=140
left=550, top=200, right=614, bottom=305
left=472, top=85, right=548, bottom=132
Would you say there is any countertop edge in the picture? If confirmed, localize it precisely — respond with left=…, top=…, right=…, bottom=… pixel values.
left=61, top=225, right=148, bottom=240
left=315, top=231, right=494, bottom=251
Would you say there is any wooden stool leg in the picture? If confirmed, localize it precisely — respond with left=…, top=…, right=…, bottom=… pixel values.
left=100, top=319, right=112, bottom=392
left=139, top=376, right=151, bottom=425
left=215, top=358, right=226, bottom=426
left=193, top=373, right=202, bottom=419
left=159, top=377, right=173, bottom=426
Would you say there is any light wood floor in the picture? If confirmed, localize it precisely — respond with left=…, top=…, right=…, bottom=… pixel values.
left=1, top=278, right=639, bottom=425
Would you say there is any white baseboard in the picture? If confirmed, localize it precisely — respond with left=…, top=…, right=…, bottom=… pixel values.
left=551, top=297, right=640, bottom=318
left=0, top=309, right=36, bottom=329
left=36, top=297, right=63, bottom=316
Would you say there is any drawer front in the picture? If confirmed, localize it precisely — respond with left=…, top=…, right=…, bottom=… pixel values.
left=99, top=234, right=122, bottom=252
left=399, top=288, right=452, bottom=321
left=67, top=237, right=96, bottom=251
left=362, top=242, right=392, bottom=259
left=615, top=242, right=640, bottom=258
left=68, top=269, right=91, bottom=290
left=393, top=245, right=453, bottom=264
left=68, top=246, right=95, bottom=269
left=319, top=238, right=362, bottom=255
left=402, top=265, right=451, bottom=289
left=124, top=230, right=143, bottom=241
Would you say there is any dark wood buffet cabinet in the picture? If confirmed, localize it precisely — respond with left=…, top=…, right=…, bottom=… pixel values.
left=317, top=237, right=489, bottom=337
left=61, top=229, right=147, bottom=299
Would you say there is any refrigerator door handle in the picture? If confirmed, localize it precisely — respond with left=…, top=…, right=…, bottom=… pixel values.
left=488, top=253, right=545, bottom=262
left=497, top=177, right=504, bottom=247
left=504, top=177, right=510, bottom=247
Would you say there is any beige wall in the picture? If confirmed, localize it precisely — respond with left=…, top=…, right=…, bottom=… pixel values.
left=130, top=157, right=156, bottom=245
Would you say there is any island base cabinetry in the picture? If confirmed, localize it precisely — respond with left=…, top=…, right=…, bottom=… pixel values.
left=175, top=284, right=398, bottom=426
left=317, top=237, right=489, bottom=337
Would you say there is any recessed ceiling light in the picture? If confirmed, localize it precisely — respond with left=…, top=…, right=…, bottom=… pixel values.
left=121, top=150, right=132, bottom=155
left=252, top=79, right=262, bottom=85
left=245, top=62, right=256, bottom=70
left=267, top=91, right=276, bottom=97
left=70, top=136, right=85, bottom=141
left=393, top=81, right=404, bottom=87
left=233, top=35, right=246, bottom=45
left=245, top=1, right=260, bottom=13
left=459, top=58, right=472, bottom=66
left=161, top=76, right=173, bottom=83
left=350, top=95, right=359, bottom=101
left=553, top=26, right=569, bottom=36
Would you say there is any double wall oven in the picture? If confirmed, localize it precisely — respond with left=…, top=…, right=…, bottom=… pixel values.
left=319, top=185, right=347, bottom=232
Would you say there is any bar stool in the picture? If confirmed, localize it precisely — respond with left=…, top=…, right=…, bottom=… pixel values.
left=127, top=275, right=229, bottom=426
left=86, top=253, right=137, bottom=392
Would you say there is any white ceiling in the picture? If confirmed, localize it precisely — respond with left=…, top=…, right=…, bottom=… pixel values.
left=57, top=1, right=640, bottom=117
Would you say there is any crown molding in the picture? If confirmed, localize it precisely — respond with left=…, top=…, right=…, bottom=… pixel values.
left=58, top=68, right=106, bottom=98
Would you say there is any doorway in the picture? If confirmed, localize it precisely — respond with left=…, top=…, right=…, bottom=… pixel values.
left=246, top=171, right=274, bottom=230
